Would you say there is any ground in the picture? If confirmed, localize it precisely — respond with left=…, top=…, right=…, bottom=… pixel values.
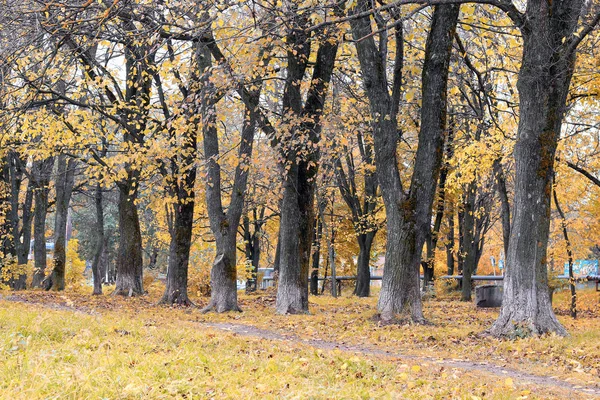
left=0, top=284, right=599, bottom=399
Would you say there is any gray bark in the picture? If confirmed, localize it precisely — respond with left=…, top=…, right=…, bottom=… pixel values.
left=113, top=176, right=144, bottom=296
left=553, top=187, right=576, bottom=319
left=446, top=200, right=455, bottom=275
left=351, top=2, right=459, bottom=322
left=493, top=160, right=511, bottom=258
left=335, top=131, right=379, bottom=297
left=201, top=39, right=259, bottom=312
left=91, top=182, right=104, bottom=295
left=309, top=211, right=323, bottom=295
left=31, top=157, right=55, bottom=288
left=45, top=155, right=76, bottom=291
left=489, top=0, right=588, bottom=337
left=275, top=17, right=339, bottom=314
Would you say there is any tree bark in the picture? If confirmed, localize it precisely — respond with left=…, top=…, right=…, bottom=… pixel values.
left=553, top=187, right=576, bottom=318
left=493, top=160, right=511, bottom=258
left=161, top=198, right=195, bottom=305
left=243, top=208, right=264, bottom=294
left=489, top=0, right=586, bottom=337
left=46, top=155, right=76, bottom=291
left=310, top=214, right=322, bottom=295
left=351, top=3, right=459, bottom=322
left=159, top=93, right=198, bottom=305
left=91, top=182, right=104, bottom=295
left=335, top=131, right=379, bottom=298
left=31, top=157, right=54, bottom=288
left=201, top=38, right=259, bottom=312
left=446, top=201, right=455, bottom=275
left=423, top=117, right=454, bottom=290
left=460, top=183, right=477, bottom=301
left=275, top=19, right=339, bottom=314
left=10, top=153, right=34, bottom=290
left=113, top=177, right=144, bottom=296
left=355, top=232, right=375, bottom=297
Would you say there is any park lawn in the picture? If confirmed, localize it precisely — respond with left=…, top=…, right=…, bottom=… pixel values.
left=191, top=287, right=600, bottom=389
left=0, top=287, right=598, bottom=399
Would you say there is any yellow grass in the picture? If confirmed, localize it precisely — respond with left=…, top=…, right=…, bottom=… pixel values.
left=0, top=286, right=598, bottom=399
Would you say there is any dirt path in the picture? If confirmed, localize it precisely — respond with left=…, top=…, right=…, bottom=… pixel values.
left=203, top=321, right=600, bottom=397
left=3, top=294, right=600, bottom=397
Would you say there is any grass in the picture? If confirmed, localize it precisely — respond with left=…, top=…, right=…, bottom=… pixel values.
left=0, top=285, right=598, bottom=399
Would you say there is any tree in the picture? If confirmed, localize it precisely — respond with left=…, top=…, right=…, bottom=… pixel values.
left=488, top=0, right=600, bottom=337
left=273, top=7, right=340, bottom=314
left=31, top=156, right=54, bottom=288
left=334, top=131, right=379, bottom=297
left=44, top=154, right=76, bottom=291
left=350, top=2, right=460, bottom=322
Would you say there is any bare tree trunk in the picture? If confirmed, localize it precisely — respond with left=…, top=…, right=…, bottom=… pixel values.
left=461, top=183, right=477, bottom=301
left=159, top=105, right=198, bottom=305
left=10, top=153, right=34, bottom=290
left=446, top=201, right=455, bottom=275
left=275, top=20, right=339, bottom=314
left=113, top=177, right=144, bottom=296
left=31, top=157, right=54, bottom=288
left=457, top=207, right=465, bottom=275
left=553, top=187, right=576, bottom=319
left=46, top=155, right=76, bottom=291
left=351, top=3, right=460, bottom=322
left=310, top=214, right=322, bottom=295
left=494, top=160, right=511, bottom=258
left=423, top=118, right=454, bottom=290
left=161, top=198, right=195, bottom=305
left=243, top=209, right=263, bottom=294
left=328, top=227, right=337, bottom=298
left=91, top=182, right=104, bottom=295
left=355, top=232, right=375, bottom=297
left=201, top=38, right=259, bottom=312
left=489, top=0, right=586, bottom=337
left=0, top=158, right=14, bottom=281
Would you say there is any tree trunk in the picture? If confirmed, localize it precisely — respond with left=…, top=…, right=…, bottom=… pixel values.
left=355, top=232, right=374, bottom=297
left=90, top=182, right=104, bottom=295
left=275, top=21, right=338, bottom=314
left=200, top=38, right=258, bottom=312
left=0, top=157, right=14, bottom=282
left=276, top=161, right=309, bottom=312
left=159, top=100, right=198, bottom=305
left=351, top=3, right=459, bottom=322
left=494, top=160, right=511, bottom=258
left=4, top=151, right=34, bottom=290
left=489, top=0, right=584, bottom=337
left=46, top=155, right=76, bottom=291
left=457, top=207, right=465, bottom=275
left=328, top=227, right=338, bottom=298
left=243, top=212, right=263, bottom=294
left=423, top=117, right=454, bottom=290
left=310, top=215, right=322, bottom=295
left=161, top=199, right=195, bottom=305
left=461, top=183, right=477, bottom=301
left=273, top=228, right=281, bottom=275
left=31, top=157, right=54, bottom=288
left=113, top=179, right=144, bottom=296
left=446, top=201, right=455, bottom=275
left=553, top=187, right=576, bottom=318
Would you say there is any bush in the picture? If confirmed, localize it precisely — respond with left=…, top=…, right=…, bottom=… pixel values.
left=65, top=239, right=87, bottom=290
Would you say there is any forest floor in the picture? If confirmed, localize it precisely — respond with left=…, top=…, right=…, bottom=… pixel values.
left=0, top=285, right=599, bottom=399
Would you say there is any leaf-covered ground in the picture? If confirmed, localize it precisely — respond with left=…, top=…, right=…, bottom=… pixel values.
left=1, top=286, right=599, bottom=399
